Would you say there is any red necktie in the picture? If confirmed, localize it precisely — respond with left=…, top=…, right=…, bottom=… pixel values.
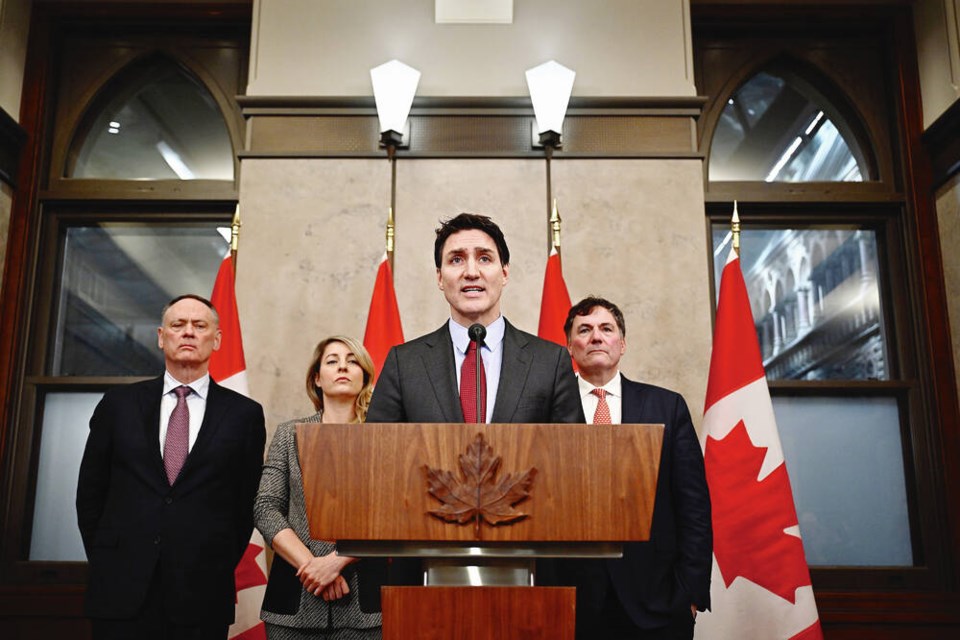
left=164, top=385, right=191, bottom=484
left=460, top=341, right=487, bottom=423
left=592, top=388, right=612, bottom=424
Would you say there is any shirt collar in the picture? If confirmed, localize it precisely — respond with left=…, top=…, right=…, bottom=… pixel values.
left=448, top=316, right=505, bottom=354
left=577, top=371, right=622, bottom=399
left=163, top=370, right=210, bottom=400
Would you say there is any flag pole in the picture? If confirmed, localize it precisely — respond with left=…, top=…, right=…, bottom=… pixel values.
left=230, top=204, right=241, bottom=274
left=386, top=206, right=396, bottom=273
left=731, top=200, right=740, bottom=258
left=549, top=199, right=562, bottom=258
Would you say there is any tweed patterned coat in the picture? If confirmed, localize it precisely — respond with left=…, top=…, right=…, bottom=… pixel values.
left=254, top=413, right=381, bottom=632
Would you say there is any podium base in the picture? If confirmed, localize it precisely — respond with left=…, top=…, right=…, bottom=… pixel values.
left=424, top=558, right=535, bottom=586
left=382, top=586, right=575, bottom=640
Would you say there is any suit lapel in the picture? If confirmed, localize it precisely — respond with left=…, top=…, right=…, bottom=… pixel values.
left=491, top=320, right=533, bottom=423
left=420, top=324, right=462, bottom=422
left=139, top=376, right=168, bottom=486
left=620, top=376, right=649, bottom=423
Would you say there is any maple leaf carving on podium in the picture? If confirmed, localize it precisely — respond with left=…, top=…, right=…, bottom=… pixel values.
left=423, top=432, right=537, bottom=534
left=704, top=420, right=811, bottom=604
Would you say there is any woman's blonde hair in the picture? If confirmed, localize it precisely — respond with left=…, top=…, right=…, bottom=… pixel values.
left=305, top=335, right=376, bottom=422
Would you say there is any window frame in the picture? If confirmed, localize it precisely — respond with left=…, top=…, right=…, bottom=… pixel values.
left=696, top=10, right=956, bottom=597
left=0, top=7, right=250, bottom=587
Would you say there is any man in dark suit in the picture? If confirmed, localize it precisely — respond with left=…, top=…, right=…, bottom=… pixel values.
left=76, top=294, right=266, bottom=640
left=559, top=296, right=712, bottom=640
left=367, top=212, right=582, bottom=425
left=362, top=213, right=584, bottom=610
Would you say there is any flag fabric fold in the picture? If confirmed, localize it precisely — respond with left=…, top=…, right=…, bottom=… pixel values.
left=363, top=252, right=404, bottom=384
left=537, top=247, right=573, bottom=349
left=210, top=255, right=268, bottom=640
left=695, top=249, right=822, bottom=640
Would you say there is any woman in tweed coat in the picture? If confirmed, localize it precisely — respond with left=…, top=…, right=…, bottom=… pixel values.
left=254, top=336, right=382, bottom=639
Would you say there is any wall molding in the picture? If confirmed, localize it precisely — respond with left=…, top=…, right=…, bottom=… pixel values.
left=239, top=96, right=706, bottom=159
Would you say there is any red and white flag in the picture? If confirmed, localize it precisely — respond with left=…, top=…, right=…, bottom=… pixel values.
left=537, top=247, right=573, bottom=349
left=209, top=255, right=268, bottom=640
left=695, top=249, right=822, bottom=640
left=363, top=252, right=404, bottom=384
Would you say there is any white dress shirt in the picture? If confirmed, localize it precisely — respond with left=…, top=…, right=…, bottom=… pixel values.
left=159, top=370, right=210, bottom=456
left=450, top=316, right=505, bottom=423
left=577, top=371, right=623, bottom=424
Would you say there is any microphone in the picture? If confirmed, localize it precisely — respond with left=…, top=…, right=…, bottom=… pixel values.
left=468, top=323, right=487, bottom=344
left=468, top=324, right=486, bottom=423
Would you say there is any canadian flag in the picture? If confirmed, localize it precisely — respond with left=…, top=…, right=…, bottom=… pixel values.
left=363, top=252, right=404, bottom=384
left=537, top=247, right=573, bottom=349
left=695, top=249, right=823, bottom=640
left=209, top=255, right=268, bottom=640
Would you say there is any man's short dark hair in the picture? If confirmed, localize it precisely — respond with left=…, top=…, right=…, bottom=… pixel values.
left=564, top=296, right=627, bottom=340
left=161, top=294, right=220, bottom=325
left=434, top=213, right=510, bottom=268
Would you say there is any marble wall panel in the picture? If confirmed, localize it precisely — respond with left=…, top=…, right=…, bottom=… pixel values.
left=238, top=156, right=711, bottom=440
left=553, top=159, right=711, bottom=426
left=237, top=158, right=391, bottom=433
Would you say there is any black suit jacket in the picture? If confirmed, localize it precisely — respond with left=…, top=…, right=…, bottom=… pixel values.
left=367, top=319, right=584, bottom=424
left=555, top=376, right=712, bottom=630
left=76, top=376, right=265, bottom=625
left=361, top=319, right=585, bottom=610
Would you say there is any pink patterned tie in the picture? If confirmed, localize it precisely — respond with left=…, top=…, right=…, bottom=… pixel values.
left=164, top=385, right=191, bottom=484
left=592, top=388, right=612, bottom=424
left=460, top=341, right=487, bottom=423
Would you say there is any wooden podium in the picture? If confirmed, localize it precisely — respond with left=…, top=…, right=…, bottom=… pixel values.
left=297, top=422, right=663, bottom=639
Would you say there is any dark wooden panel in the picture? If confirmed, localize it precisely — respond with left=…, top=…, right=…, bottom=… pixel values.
left=0, top=107, right=26, bottom=187
left=241, top=96, right=705, bottom=158
left=382, top=586, right=575, bottom=640
left=922, top=97, right=960, bottom=190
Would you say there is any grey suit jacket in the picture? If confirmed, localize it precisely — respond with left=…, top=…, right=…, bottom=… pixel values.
left=367, top=319, right=584, bottom=424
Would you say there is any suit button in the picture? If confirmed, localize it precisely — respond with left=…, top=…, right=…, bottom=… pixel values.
left=164, top=497, right=173, bottom=504
left=153, top=536, right=161, bottom=545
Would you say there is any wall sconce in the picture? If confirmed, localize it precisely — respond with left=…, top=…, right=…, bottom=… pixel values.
left=525, top=60, right=575, bottom=149
left=526, top=60, right=575, bottom=249
left=371, top=59, right=421, bottom=152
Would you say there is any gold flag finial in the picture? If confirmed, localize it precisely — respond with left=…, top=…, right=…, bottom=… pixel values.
left=731, top=200, right=740, bottom=257
left=549, top=199, right=562, bottom=252
left=386, top=206, right=396, bottom=255
left=230, top=204, right=241, bottom=258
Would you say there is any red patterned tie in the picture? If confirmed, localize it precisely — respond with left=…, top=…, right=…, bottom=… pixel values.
left=164, top=385, right=191, bottom=484
left=592, top=388, right=612, bottom=424
left=460, top=341, right=487, bottom=423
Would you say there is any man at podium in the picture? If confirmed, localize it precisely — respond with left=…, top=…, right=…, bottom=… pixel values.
left=361, top=213, right=584, bottom=611
left=367, top=212, right=582, bottom=427
left=557, top=296, right=712, bottom=640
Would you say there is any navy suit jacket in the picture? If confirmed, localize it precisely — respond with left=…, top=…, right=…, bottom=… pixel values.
left=76, top=376, right=265, bottom=625
left=555, top=376, right=712, bottom=629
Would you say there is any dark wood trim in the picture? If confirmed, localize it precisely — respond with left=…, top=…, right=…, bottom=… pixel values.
left=0, top=107, right=26, bottom=188
left=922, top=97, right=960, bottom=191
left=242, top=97, right=705, bottom=158
left=893, top=10, right=960, bottom=591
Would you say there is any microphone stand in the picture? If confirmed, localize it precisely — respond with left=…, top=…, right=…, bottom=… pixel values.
left=468, top=324, right=487, bottom=423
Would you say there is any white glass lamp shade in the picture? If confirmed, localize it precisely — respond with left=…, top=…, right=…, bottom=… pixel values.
left=370, top=60, right=421, bottom=134
left=525, top=60, right=576, bottom=134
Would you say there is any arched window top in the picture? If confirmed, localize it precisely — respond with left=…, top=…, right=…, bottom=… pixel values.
left=66, top=56, right=234, bottom=180
left=709, top=66, right=874, bottom=183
